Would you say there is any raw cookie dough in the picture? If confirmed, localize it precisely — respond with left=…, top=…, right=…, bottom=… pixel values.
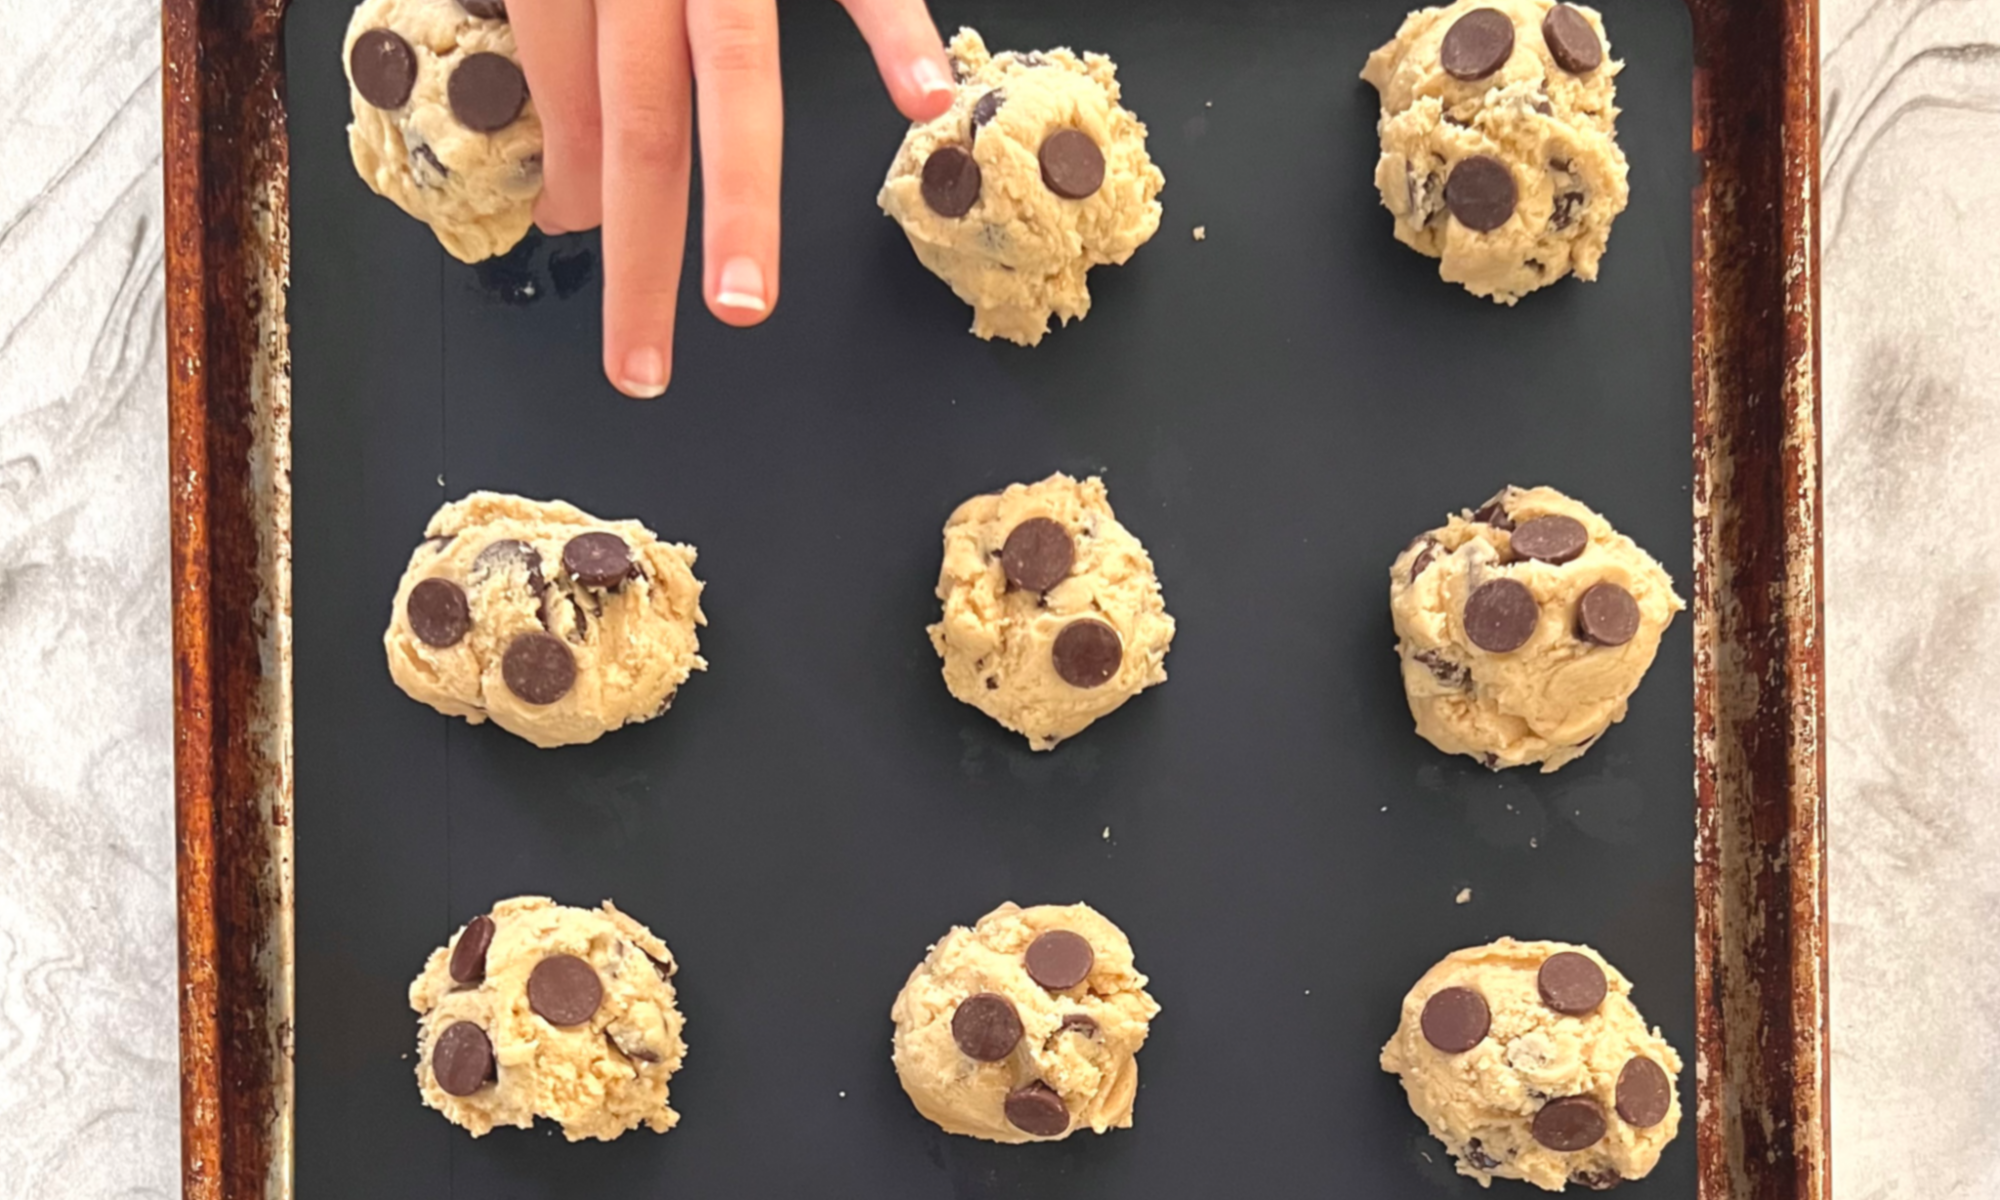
left=929, top=473, right=1174, bottom=749
left=411, top=896, right=688, bottom=1141
left=344, top=0, right=542, bottom=262
left=890, top=902, right=1160, bottom=1143
left=1381, top=938, right=1683, bottom=1190
left=1389, top=485, right=1682, bottom=772
left=1361, top=1, right=1629, bottom=302
left=878, top=28, right=1165, bottom=345
left=384, top=491, right=705, bottom=748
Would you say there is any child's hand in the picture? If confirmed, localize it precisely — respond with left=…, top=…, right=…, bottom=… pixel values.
left=511, top=0, right=954, bottom=398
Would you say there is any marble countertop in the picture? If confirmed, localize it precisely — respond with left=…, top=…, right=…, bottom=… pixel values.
left=0, top=0, right=1987, bottom=1195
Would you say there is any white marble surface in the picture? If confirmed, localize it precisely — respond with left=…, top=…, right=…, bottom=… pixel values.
left=0, top=0, right=1988, bottom=1195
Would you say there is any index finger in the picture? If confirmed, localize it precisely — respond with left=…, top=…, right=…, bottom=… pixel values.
left=833, top=0, right=954, bottom=121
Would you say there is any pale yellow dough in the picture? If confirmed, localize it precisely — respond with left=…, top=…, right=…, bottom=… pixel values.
left=1389, top=485, right=1683, bottom=772
left=411, top=896, right=687, bottom=1141
left=384, top=492, right=706, bottom=748
left=890, top=902, right=1160, bottom=1143
left=344, top=0, right=542, bottom=262
left=1361, top=0, right=1630, bottom=302
left=929, top=474, right=1174, bottom=749
left=1381, top=938, right=1684, bottom=1190
left=879, top=28, right=1164, bottom=345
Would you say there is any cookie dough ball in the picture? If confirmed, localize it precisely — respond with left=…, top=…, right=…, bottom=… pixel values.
left=878, top=28, right=1165, bottom=346
left=344, top=0, right=542, bottom=262
left=929, top=473, right=1174, bottom=749
left=384, top=491, right=706, bottom=748
left=890, top=902, right=1160, bottom=1143
left=1389, top=485, right=1682, bottom=772
left=411, top=896, right=688, bottom=1141
left=1381, top=938, right=1683, bottom=1190
left=1360, top=1, right=1629, bottom=302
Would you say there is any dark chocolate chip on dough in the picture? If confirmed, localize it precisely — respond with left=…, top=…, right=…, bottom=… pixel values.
left=1414, top=649, right=1471, bottom=689
left=1024, top=930, right=1095, bottom=990
left=1616, top=1056, right=1672, bottom=1127
left=449, top=52, right=529, bottom=133
left=1446, top=155, right=1519, bottom=233
left=950, top=993, right=1024, bottom=1062
left=973, top=89, right=1005, bottom=127
left=1421, top=985, right=1491, bottom=1053
left=1571, top=1168, right=1625, bottom=1191
left=458, top=0, right=508, bottom=17
left=1532, top=1096, right=1608, bottom=1152
left=502, top=631, right=576, bottom=705
left=1056, top=1013, right=1100, bottom=1038
left=527, top=954, right=603, bottom=1026
left=351, top=29, right=417, bottom=110
left=1441, top=8, right=1516, bottom=80
left=921, top=146, right=981, bottom=218
left=1039, top=129, right=1105, bottom=199
left=407, top=578, right=471, bottom=647
left=1576, top=581, right=1641, bottom=646
left=1463, top=1139, right=1503, bottom=1170
left=473, top=538, right=545, bottom=589
left=448, top=914, right=496, bottom=984
left=563, top=532, right=634, bottom=589
left=1551, top=189, right=1586, bottom=230
left=1001, top=517, right=1075, bottom=593
left=1510, top=514, right=1589, bottom=564
left=1464, top=578, right=1540, bottom=652
left=1537, top=951, right=1608, bottom=1014
left=1051, top=619, right=1122, bottom=688
left=1471, top=498, right=1517, bottom=530
left=1409, top=538, right=1441, bottom=583
left=1003, top=1081, right=1071, bottom=1137
left=432, top=1021, right=496, bottom=1096
left=1543, top=5, right=1604, bottom=74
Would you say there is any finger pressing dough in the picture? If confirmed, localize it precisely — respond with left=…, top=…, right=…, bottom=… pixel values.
left=1361, top=1, right=1629, bottom=302
left=929, top=473, right=1174, bottom=749
left=1389, top=485, right=1682, bottom=772
left=344, top=0, right=542, bottom=262
left=1381, top=938, right=1684, bottom=1190
left=384, top=491, right=706, bottom=748
left=411, top=896, right=688, bottom=1141
left=879, top=28, right=1165, bottom=345
left=891, top=902, right=1160, bottom=1143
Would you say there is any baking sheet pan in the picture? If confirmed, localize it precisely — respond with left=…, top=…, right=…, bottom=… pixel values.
left=272, top=0, right=1704, bottom=1195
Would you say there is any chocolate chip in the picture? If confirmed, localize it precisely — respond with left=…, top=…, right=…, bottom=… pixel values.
left=950, top=993, right=1023, bottom=1061
left=1571, top=1168, right=1625, bottom=1191
left=412, top=143, right=450, bottom=180
left=1471, top=498, right=1516, bottom=530
left=973, top=90, right=1005, bottom=127
left=1576, top=582, right=1640, bottom=646
left=563, top=532, right=633, bottom=589
left=646, top=951, right=675, bottom=980
left=1537, top=951, right=1608, bottom=1014
left=1552, top=189, right=1586, bottom=230
left=407, top=578, right=471, bottom=647
left=1001, top=518, right=1075, bottom=593
left=1441, top=8, right=1515, bottom=81
left=1408, top=539, right=1440, bottom=583
left=431, top=1021, right=495, bottom=1096
left=1051, top=619, right=1122, bottom=688
left=1420, top=986, right=1490, bottom=1053
left=1056, top=1013, right=1100, bottom=1038
left=1039, top=129, right=1105, bottom=199
left=1024, top=930, right=1095, bottom=990
left=527, top=954, right=603, bottom=1026
left=351, top=29, right=417, bottom=110
left=921, top=146, right=981, bottom=218
left=1445, top=155, right=1519, bottom=232
left=1533, top=1096, right=1608, bottom=1151
left=502, top=631, right=576, bottom=705
left=1543, top=5, right=1604, bottom=74
left=473, top=539, right=544, bottom=589
left=1003, top=1081, right=1070, bottom=1137
left=1414, top=649, right=1470, bottom=688
left=458, top=0, right=508, bottom=17
left=1616, top=1056, right=1672, bottom=1127
left=448, top=914, right=495, bottom=984
left=448, top=52, right=528, bottom=133
left=1463, top=1139, right=1503, bottom=1170
left=1464, top=578, right=1539, bottom=652
left=1510, top=515, right=1589, bottom=564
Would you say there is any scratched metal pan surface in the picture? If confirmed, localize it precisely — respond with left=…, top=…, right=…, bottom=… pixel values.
left=284, top=0, right=1697, bottom=1195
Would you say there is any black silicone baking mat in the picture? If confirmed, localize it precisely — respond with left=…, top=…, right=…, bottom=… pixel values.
left=287, top=0, right=1697, bottom=1194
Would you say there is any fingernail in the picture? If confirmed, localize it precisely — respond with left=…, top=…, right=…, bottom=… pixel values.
left=911, top=56, right=954, bottom=102
left=714, top=258, right=768, bottom=315
left=619, top=348, right=667, bottom=399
